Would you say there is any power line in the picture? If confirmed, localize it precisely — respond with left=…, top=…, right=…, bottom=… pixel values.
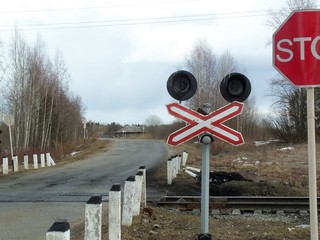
left=0, top=9, right=273, bottom=32
left=0, top=0, right=196, bottom=14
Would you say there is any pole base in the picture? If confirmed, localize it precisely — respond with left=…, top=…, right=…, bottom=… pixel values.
left=198, top=233, right=212, bottom=240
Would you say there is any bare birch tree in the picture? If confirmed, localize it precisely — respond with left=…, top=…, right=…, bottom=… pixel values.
left=2, top=29, right=84, bottom=155
left=182, top=39, right=261, bottom=140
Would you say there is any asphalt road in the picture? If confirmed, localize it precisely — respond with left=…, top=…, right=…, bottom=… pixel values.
left=0, top=139, right=168, bottom=240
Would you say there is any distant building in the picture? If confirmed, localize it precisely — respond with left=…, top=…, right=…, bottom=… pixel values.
left=114, top=125, right=144, bottom=138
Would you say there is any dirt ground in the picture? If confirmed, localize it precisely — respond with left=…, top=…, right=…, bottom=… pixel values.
left=71, top=139, right=320, bottom=239
left=147, top=140, right=317, bottom=197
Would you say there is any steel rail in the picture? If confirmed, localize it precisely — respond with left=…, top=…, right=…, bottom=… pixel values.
left=156, top=196, right=320, bottom=211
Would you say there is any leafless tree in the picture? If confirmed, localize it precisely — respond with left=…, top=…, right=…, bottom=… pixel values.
left=2, top=29, right=84, bottom=156
left=267, top=0, right=317, bottom=31
left=145, top=115, right=163, bottom=126
left=182, top=39, right=262, bottom=140
left=183, top=39, right=217, bottom=110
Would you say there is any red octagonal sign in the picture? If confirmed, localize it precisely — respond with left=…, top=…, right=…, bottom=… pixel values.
left=273, top=10, right=320, bottom=87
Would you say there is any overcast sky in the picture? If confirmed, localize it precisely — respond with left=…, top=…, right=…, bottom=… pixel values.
left=0, top=0, right=291, bottom=125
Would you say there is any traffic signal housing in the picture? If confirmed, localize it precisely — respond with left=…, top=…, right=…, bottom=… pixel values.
left=220, top=72, right=251, bottom=102
left=167, top=70, right=197, bottom=102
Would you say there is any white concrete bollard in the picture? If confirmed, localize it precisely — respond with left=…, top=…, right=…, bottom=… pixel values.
left=172, top=156, right=178, bottom=178
left=85, top=196, right=102, bottom=240
left=138, top=166, right=146, bottom=207
left=3, top=157, right=8, bottom=174
left=109, top=184, right=121, bottom=240
left=132, top=171, right=143, bottom=216
left=182, top=151, right=188, bottom=166
left=40, top=153, right=46, bottom=168
left=184, top=169, right=198, bottom=178
left=23, top=154, right=29, bottom=170
left=177, top=155, right=182, bottom=171
left=122, top=176, right=135, bottom=226
left=167, top=158, right=173, bottom=184
left=33, top=154, right=38, bottom=169
left=186, top=166, right=201, bottom=173
left=46, top=153, right=56, bottom=167
left=12, top=155, right=18, bottom=172
left=46, top=220, right=70, bottom=240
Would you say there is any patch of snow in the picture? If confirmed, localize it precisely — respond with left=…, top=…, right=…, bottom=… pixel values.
left=71, top=151, right=79, bottom=156
left=278, top=147, right=294, bottom=151
left=255, top=141, right=270, bottom=146
left=295, top=224, right=310, bottom=229
left=232, top=156, right=248, bottom=163
left=254, top=139, right=283, bottom=146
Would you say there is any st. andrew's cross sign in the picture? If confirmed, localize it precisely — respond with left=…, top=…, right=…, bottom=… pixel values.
left=166, top=101, right=244, bottom=146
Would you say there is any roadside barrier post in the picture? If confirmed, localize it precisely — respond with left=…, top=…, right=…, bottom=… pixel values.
left=46, top=220, right=70, bottom=240
left=3, top=156, right=8, bottom=174
left=46, top=153, right=56, bottom=167
left=177, top=155, right=182, bottom=171
left=122, top=176, right=135, bottom=226
left=13, top=155, right=18, bottom=172
left=85, top=196, right=102, bottom=240
left=182, top=151, right=188, bottom=166
left=138, top=166, right=146, bottom=207
left=40, top=153, right=46, bottom=167
left=132, top=171, right=143, bottom=216
left=172, top=156, right=177, bottom=178
left=33, top=154, right=38, bottom=169
left=167, top=158, right=173, bottom=184
left=23, top=154, right=29, bottom=170
left=109, top=184, right=121, bottom=240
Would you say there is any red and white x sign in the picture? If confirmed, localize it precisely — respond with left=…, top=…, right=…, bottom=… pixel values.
left=167, top=102, right=244, bottom=146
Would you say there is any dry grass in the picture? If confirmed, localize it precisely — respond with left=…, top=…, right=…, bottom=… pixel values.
left=166, top=140, right=319, bottom=196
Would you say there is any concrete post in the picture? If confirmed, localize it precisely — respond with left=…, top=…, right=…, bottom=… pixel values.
left=177, top=155, right=182, bottom=171
left=186, top=166, right=201, bottom=173
left=122, top=176, right=135, bottom=226
left=109, top=184, right=121, bottom=240
left=46, top=220, right=70, bottom=240
left=40, top=153, right=46, bottom=168
left=46, top=153, right=56, bottom=167
left=171, top=156, right=176, bottom=179
left=182, top=151, right=188, bottom=166
left=33, top=154, right=38, bottom=169
left=23, top=154, right=29, bottom=170
left=167, top=158, right=173, bottom=184
left=85, top=196, right=102, bottom=240
left=184, top=169, right=198, bottom=178
left=132, top=171, right=143, bottom=216
left=3, top=157, right=8, bottom=174
left=173, top=155, right=178, bottom=178
left=12, top=155, right=18, bottom=172
left=138, top=166, right=146, bottom=207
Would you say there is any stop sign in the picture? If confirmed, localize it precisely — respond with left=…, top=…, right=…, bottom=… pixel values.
left=273, top=10, right=320, bottom=87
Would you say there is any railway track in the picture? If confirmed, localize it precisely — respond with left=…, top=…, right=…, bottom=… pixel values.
left=156, top=196, right=320, bottom=212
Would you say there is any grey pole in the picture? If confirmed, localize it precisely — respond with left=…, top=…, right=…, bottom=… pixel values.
left=199, top=135, right=212, bottom=240
left=198, top=103, right=213, bottom=240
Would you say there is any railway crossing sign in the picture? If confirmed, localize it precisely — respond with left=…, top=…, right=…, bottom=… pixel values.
left=166, top=102, right=244, bottom=146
